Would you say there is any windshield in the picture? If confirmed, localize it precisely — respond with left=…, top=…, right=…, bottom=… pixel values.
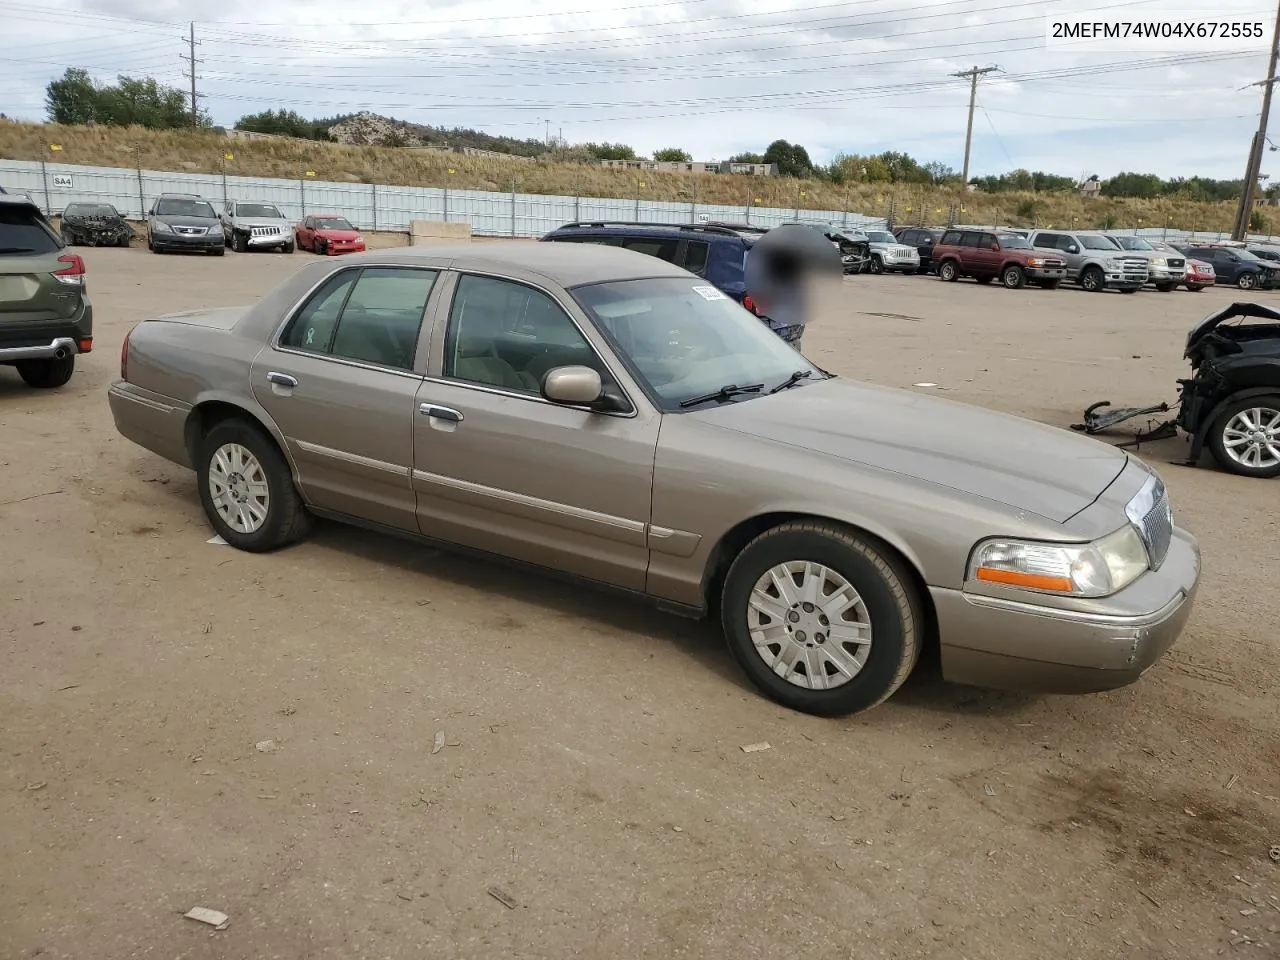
left=236, top=202, right=284, bottom=219
left=156, top=198, right=217, bottom=218
left=1079, top=235, right=1121, bottom=250
left=1237, top=249, right=1265, bottom=263
left=315, top=217, right=354, bottom=230
left=571, top=277, right=824, bottom=410
left=997, top=234, right=1031, bottom=249
left=65, top=203, right=117, bottom=217
left=864, top=231, right=896, bottom=243
left=1113, top=236, right=1154, bottom=250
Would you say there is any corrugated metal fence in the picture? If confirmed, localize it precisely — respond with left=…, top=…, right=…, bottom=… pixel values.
left=0, top=158, right=887, bottom=237
left=1, top=158, right=1267, bottom=244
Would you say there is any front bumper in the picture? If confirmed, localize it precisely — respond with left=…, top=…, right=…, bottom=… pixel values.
left=1025, top=265, right=1066, bottom=279
left=1147, top=265, right=1186, bottom=283
left=319, top=240, right=366, bottom=255
left=881, top=255, right=921, bottom=271
left=245, top=230, right=291, bottom=248
left=151, top=230, right=222, bottom=251
left=932, top=526, right=1200, bottom=694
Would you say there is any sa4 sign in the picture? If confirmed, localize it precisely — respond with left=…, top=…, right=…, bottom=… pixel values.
left=51, top=175, right=74, bottom=189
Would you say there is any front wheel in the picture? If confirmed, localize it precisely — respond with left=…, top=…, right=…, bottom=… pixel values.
left=196, top=419, right=313, bottom=551
left=1208, top=396, right=1280, bottom=479
left=283, top=241, right=295, bottom=254
left=1238, top=272, right=1258, bottom=290
left=316, top=238, right=328, bottom=256
left=1120, top=287, right=1138, bottom=294
left=1037, top=280, right=1061, bottom=290
left=232, top=231, right=248, bottom=253
left=1155, top=282, right=1175, bottom=292
left=937, top=260, right=959, bottom=282
left=720, top=521, right=922, bottom=717
left=15, top=355, right=75, bottom=388
left=1080, top=265, right=1105, bottom=292
left=1001, top=265, right=1025, bottom=289
left=869, top=255, right=883, bottom=275
left=1186, top=284, right=1205, bottom=292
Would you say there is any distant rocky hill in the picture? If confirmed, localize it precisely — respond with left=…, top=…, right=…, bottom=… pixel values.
left=326, top=111, right=548, bottom=158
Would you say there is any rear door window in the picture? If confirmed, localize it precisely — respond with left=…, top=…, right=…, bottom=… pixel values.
left=0, top=204, right=62, bottom=256
left=621, top=235, right=679, bottom=262
left=978, top=233, right=997, bottom=248
left=940, top=231, right=962, bottom=245
left=958, top=231, right=981, bottom=247
left=681, top=240, right=710, bottom=276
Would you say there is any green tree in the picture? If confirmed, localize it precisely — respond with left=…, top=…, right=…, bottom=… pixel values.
left=652, top=147, right=692, bottom=162
left=762, top=139, right=813, bottom=178
left=1249, top=209, right=1265, bottom=233
left=44, top=68, right=98, bottom=125
left=728, top=151, right=764, bottom=164
left=1102, top=171, right=1164, bottom=198
left=236, top=108, right=333, bottom=141
left=582, top=142, right=636, bottom=161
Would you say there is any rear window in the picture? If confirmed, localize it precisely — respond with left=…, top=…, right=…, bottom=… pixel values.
left=0, top=204, right=62, bottom=256
left=682, top=240, right=710, bottom=276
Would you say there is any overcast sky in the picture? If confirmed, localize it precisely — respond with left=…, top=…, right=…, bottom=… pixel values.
left=0, top=0, right=1274, bottom=180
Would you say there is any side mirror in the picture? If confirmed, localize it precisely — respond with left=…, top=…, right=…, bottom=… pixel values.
left=1067, top=244, right=1079, bottom=254
left=990, top=243, right=999, bottom=251
left=542, top=365, right=604, bottom=405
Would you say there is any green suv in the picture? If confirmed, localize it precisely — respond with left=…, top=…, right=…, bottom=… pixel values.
left=0, top=195, right=93, bottom=388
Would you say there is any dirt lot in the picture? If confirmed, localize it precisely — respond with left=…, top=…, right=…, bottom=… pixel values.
left=2, top=244, right=1278, bottom=960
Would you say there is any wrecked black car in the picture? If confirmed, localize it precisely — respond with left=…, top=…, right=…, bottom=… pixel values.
left=58, top=202, right=134, bottom=247
left=1073, top=303, right=1280, bottom=479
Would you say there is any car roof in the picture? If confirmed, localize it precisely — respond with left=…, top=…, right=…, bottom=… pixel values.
left=341, top=240, right=694, bottom=286
left=0, top=193, right=43, bottom=211
left=547, top=221, right=757, bottom=242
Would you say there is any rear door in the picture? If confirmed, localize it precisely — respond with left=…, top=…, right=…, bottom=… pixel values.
left=0, top=201, right=82, bottom=334
left=972, top=232, right=999, bottom=276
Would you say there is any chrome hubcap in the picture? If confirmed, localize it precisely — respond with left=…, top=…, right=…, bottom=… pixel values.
left=208, top=443, right=270, bottom=534
left=1223, top=407, right=1280, bottom=469
left=748, top=561, right=873, bottom=690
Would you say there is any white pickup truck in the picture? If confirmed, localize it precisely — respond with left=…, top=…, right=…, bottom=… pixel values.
left=219, top=200, right=295, bottom=254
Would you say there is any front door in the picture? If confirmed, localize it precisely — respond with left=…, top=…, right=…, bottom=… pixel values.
left=411, top=271, right=660, bottom=591
left=250, top=264, right=444, bottom=532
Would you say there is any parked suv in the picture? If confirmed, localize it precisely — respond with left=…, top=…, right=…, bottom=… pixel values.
left=857, top=229, right=921, bottom=274
left=894, top=227, right=944, bottom=273
left=1105, top=234, right=1186, bottom=291
left=221, top=199, right=295, bottom=254
left=540, top=221, right=761, bottom=304
left=1176, top=244, right=1280, bottom=290
left=0, top=194, right=92, bottom=388
left=147, top=193, right=224, bottom=255
left=932, top=229, right=1067, bottom=289
left=1026, top=230, right=1148, bottom=293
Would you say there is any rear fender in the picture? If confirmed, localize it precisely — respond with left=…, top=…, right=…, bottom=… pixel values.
left=183, top=384, right=303, bottom=487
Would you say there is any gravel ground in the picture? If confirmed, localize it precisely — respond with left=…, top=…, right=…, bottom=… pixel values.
left=2, top=244, right=1278, bottom=960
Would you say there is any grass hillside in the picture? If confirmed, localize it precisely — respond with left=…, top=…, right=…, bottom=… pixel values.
left=0, top=119, right=1263, bottom=235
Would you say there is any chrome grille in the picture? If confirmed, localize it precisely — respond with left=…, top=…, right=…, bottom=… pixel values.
left=1125, top=474, right=1172, bottom=569
left=250, top=225, right=283, bottom=237
left=174, top=225, right=207, bottom=236
left=1168, top=258, right=1185, bottom=269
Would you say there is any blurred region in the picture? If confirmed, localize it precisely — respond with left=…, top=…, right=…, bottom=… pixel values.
left=744, top=223, right=844, bottom=351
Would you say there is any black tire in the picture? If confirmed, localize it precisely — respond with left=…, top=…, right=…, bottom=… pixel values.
left=1038, top=280, right=1061, bottom=290
left=937, top=260, right=959, bottom=282
left=975, top=275, right=994, bottom=284
left=196, top=418, right=313, bottom=551
left=1207, top=394, right=1280, bottom=479
left=118, top=235, right=131, bottom=248
left=212, top=245, right=226, bottom=256
left=1080, top=265, right=1105, bottom=292
left=720, top=521, right=923, bottom=717
left=1155, top=282, right=1175, bottom=292
left=869, top=255, right=884, bottom=275
left=282, top=241, right=295, bottom=254
left=316, top=238, right=328, bottom=256
left=232, top=231, right=248, bottom=253
left=16, top=355, right=75, bottom=388
left=1187, top=284, right=1205, bottom=292
left=1001, top=264, right=1025, bottom=289
left=1238, top=272, right=1258, bottom=290
left=1120, top=287, right=1138, bottom=294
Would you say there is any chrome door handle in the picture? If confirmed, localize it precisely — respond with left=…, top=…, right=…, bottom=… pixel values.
left=267, top=371, right=298, bottom=387
left=419, top=403, right=462, bottom=423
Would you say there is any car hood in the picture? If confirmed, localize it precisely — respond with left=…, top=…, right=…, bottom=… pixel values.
left=695, top=377, right=1129, bottom=523
left=315, top=229, right=361, bottom=241
left=155, top=214, right=218, bottom=228
left=236, top=217, right=291, bottom=228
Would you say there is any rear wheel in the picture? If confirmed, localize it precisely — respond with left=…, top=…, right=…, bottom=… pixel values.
left=1080, top=265, right=1105, bottom=292
left=1208, top=396, right=1280, bottom=479
left=1001, top=264, right=1026, bottom=289
left=16, top=355, right=75, bottom=389
left=196, top=419, right=313, bottom=551
left=720, top=521, right=922, bottom=717
left=1238, top=272, right=1258, bottom=290
left=937, top=260, right=959, bottom=282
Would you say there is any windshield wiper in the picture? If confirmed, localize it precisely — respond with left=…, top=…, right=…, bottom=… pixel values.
left=768, top=369, right=816, bottom=394
left=678, top=383, right=765, bottom=408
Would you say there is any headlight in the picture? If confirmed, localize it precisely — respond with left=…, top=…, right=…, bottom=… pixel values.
left=354, top=235, right=364, bottom=243
left=1104, top=258, right=1121, bottom=270
left=1027, top=257, right=1044, bottom=266
left=152, top=221, right=172, bottom=234
left=968, top=525, right=1150, bottom=598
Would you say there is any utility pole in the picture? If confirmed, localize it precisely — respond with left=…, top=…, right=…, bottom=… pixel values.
left=180, top=21, right=202, bottom=128
left=952, top=65, right=998, bottom=189
left=1232, top=0, right=1280, bottom=240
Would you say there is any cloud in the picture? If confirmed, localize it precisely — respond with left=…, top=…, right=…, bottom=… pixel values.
left=0, top=0, right=1273, bottom=180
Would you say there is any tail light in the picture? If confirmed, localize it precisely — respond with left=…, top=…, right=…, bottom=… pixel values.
left=121, top=325, right=136, bottom=380
left=53, top=253, right=86, bottom=285
left=742, top=294, right=757, bottom=314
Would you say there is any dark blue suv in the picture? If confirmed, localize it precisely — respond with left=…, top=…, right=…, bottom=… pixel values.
left=539, top=221, right=766, bottom=307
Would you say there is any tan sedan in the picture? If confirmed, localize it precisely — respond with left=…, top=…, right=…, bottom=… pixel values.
left=108, top=243, right=1201, bottom=716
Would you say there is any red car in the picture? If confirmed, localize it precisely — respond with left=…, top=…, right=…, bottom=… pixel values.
left=1183, top=258, right=1215, bottom=292
left=295, top=214, right=366, bottom=256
